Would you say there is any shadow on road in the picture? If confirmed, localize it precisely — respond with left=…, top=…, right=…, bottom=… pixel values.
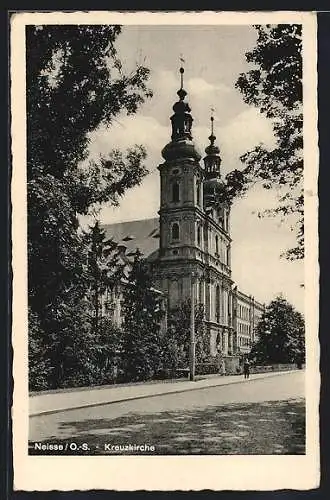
left=29, top=398, right=305, bottom=455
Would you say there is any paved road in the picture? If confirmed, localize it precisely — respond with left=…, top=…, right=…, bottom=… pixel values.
left=29, top=371, right=304, bottom=448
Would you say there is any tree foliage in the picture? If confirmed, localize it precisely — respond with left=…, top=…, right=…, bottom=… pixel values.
left=235, top=24, right=303, bottom=259
left=28, top=308, right=54, bottom=391
left=29, top=219, right=126, bottom=390
left=86, top=318, right=123, bottom=386
left=27, top=25, right=152, bottom=389
left=249, top=296, right=305, bottom=365
left=26, top=25, right=151, bottom=184
left=121, top=253, right=164, bottom=382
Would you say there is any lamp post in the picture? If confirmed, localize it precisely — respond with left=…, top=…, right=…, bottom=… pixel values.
left=189, top=274, right=196, bottom=381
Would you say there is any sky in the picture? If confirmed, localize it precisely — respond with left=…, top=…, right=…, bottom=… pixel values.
left=84, top=25, right=304, bottom=313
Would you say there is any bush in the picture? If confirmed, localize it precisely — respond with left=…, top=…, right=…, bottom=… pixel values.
left=29, top=306, right=124, bottom=391
left=195, top=363, right=219, bottom=376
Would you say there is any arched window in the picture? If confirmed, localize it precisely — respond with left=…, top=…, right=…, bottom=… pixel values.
left=172, top=222, right=180, bottom=240
left=215, top=235, right=219, bottom=255
left=215, top=284, right=220, bottom=323
left=172, top=182, right=180, bottom=203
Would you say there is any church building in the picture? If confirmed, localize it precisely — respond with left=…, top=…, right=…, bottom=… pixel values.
left=103, top=66, right=264, bottom=370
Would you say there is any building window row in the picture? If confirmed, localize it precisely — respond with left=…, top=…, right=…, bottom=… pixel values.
left=171, top=179, right=202, bottom=206
left=238, top=322, right=250, bottom=335
left=169, top=218, right=231, bottom=261
left=238, top=304, right=249, bottom=320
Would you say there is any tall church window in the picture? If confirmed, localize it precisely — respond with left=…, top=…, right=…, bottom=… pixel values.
left=172, top=181, right=180, bottom=202
left=170, top=280, right=179, bottom=306
left=199, top=279, right=203, bottom=303
left=196, top=180, right=201, bottom=206
left=197, top=225, right=201, bottom=246
left=216, top=284, right=220, bottom=323
left=228, top=292, right=231, bottom=315
left=172, top=222, right=180, bottom=240
left=179, top=280, right=183, bottom=299
left=226, top=245, right=230, bottom=266
left=215, top=235, right=219, bottom=255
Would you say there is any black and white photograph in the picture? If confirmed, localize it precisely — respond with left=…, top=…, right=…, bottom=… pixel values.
left=11, top=11, right=319, bottom=491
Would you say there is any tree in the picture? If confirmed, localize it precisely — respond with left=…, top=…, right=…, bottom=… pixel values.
left=121, top=252, right=164, bottom=382
left=28, top=308, right=54, bottom=391
left=87, top=318, right=123, bottom=386
left=85, top=221, right=125, bottom=333
left=26, top=25, right=152, bottom=185
left=26, top=26, right=152, bottom=387
left=249, top=296, right=305, bottom=365
left=235, top=24, right=303, bottom=259
left=27, top=25, right=151, bottom=314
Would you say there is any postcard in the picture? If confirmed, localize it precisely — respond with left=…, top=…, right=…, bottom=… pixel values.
left=11, top=10, right=319, bottom=491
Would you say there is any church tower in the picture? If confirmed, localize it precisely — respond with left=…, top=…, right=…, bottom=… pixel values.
left=156, top=66, right=205, bottom=310
left=202, top=113, right=234, bottom=359
left=155, top=66, right=235, bottom=366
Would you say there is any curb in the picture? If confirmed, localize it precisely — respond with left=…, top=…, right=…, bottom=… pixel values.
left=29, top=370, right=299, bottom=418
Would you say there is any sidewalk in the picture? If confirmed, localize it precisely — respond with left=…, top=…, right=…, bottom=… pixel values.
left=29, top=370, right=299, bottom=417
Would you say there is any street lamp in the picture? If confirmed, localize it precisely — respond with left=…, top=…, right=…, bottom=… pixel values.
left=189, top=273, right=196, bottom=381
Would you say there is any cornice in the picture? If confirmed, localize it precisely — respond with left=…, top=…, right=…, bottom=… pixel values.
left=158, top=205, right=207, bottom=219
left=158, top=158, right=203, bottom=171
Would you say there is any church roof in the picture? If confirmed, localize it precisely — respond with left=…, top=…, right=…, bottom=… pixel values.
left=102, top=217, right=160, bottom=261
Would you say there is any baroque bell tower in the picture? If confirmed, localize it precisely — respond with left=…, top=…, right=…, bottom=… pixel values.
left=154, top=67, right=235, bottom=368
left=155, top=65, right=205, bottom=310
left=202, top=112, right=234, bottom=358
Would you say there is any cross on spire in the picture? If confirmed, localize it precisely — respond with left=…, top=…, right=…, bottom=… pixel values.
left=179, top=54, right=185, bottom=89
left=210, top=107, right=215, bottom=135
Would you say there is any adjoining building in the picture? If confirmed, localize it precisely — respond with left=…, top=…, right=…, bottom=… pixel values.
left=102, top=66, right=265, bottom=371
left=232, top=288, right=264, bottom=355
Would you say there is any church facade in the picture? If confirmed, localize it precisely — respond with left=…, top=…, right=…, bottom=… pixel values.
left=103, top=67, right=264, bottom=369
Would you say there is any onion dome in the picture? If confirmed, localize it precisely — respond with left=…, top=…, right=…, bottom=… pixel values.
left=162, top=66, right=201, bottom=162
left=162, top=139, right=201, bottom=162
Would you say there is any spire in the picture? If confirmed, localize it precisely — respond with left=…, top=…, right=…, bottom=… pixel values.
left=170, top=62, right=193, bottom=142
left=176, top=66, right=187, bottom=102
left=204, top=109, right=221, bottom=179
left=179, top=54, right=185, bottom=90
left=205, top=109, right=220, bottom=155
left=161, top=59, right=201, bottom=161
left=209, top=108, right=216, bottom=145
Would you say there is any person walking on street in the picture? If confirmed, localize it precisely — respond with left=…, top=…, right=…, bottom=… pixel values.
left=243, top=359, right=250, bottom=379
